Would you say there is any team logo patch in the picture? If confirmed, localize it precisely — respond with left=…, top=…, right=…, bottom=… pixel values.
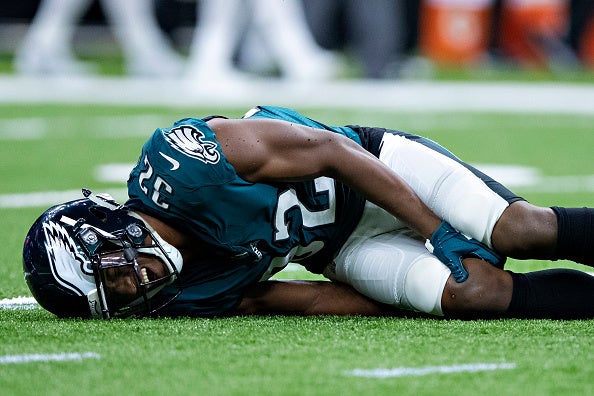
left=42, top=221, right=95, bottom=297
left=163, top=125, right=220, bottom=164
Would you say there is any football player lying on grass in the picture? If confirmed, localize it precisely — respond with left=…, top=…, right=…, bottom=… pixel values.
left=23, top=106, right=594, bottom=319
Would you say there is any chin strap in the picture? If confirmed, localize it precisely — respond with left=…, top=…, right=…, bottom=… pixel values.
left=127, top=211, right=184, bottom=276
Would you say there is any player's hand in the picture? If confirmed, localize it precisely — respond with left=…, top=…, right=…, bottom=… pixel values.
left=425, top=221, right=505, bottom=282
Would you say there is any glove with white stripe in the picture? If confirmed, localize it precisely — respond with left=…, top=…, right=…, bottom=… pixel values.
left=425, top=221, right=505, bottom=282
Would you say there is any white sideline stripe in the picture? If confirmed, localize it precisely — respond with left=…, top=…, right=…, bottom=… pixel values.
left=0, top=352, right=100, bottom=364
left=1, top=76, right=593, bottom=114
left=344, top=362, right=516, bottom=378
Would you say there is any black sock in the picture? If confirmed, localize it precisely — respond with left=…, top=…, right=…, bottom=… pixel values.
left=507, top=269, right=594, bottom=319
left=551, top=206, right=594, bottom=265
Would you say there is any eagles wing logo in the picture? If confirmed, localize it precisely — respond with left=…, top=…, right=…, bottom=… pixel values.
left=163, top=125, right=220, bottom=164
left=42, top=221, right=95, bottom=297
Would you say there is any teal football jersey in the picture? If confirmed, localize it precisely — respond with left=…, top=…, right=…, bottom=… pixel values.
left=126, top=106, right=367, bottom=316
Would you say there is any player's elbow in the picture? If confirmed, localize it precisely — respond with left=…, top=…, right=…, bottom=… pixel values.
left=231, top=283, right=274, bottom=315
left=321, top=136, right=368, bottom=179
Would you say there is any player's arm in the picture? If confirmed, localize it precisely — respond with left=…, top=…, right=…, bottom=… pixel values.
left=210, top=117, right=504, bottom=282
left=231, top=280, right=401, bottom=316
left=209, top=118, right=441, bottom=239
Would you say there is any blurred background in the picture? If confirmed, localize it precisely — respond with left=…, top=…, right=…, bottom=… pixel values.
left=0, top=0, right=592, bottom=82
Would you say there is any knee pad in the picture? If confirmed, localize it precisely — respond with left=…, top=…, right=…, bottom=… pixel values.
left=403, top=256, right=450, bottom=316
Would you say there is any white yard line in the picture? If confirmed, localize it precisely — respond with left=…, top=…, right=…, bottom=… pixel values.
left=344, top=362, right=516, bottom=378
left=0, top=296, right=38, bottom=310
left=0, top=188, right=128, bottom=208
left=0, top=352, right=100, bottom=364
left=0, top=114, right=170, bottom=141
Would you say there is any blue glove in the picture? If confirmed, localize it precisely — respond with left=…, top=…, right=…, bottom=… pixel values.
left=425, top=221, right=505, bottom=283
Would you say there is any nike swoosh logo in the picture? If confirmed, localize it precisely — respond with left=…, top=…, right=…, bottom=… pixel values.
left=159, top=152, right=180, bottom=170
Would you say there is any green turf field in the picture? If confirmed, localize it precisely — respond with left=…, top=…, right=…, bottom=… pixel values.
left=1, top=104, right=594, bottom=395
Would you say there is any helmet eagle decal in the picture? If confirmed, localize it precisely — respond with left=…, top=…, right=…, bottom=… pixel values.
left=42, top=220, right=94, bottom=296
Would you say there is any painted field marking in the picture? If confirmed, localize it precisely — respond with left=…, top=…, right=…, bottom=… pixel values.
left=0, top=117, right=48, bottom=140
left=94, top=164, right=134, bottom=183
left=0, top=296, right=38, bottom=310
left=0, top=188, right=128, bottom=208
left=1, top=76, right=593, bottom=115
left=0, top=114, right=171, bottom=141
left=0, top=352, right=100, bottom=365
left=344, top=362, right=516, bottom=378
